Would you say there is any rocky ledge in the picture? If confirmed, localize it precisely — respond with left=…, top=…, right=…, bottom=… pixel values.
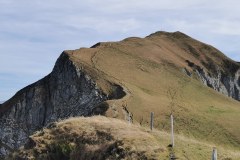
left=0, top=52, right=126, bottom=157
left=185, top=60, right=240, bottom=101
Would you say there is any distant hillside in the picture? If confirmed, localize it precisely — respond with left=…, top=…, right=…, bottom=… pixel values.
left=9, top=116, right=240, bottom=160
left=0, top=31, right=240, bottom=157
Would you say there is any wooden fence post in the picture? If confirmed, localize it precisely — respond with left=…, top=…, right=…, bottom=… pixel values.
left=212, top=147, right=217, bottom=160
left=150, top=112, right=154, bottom=131
left=171, top=114, right=174, bottom=148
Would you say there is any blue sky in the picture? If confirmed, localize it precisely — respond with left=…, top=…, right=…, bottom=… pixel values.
left=0, top=0, right=240, bottom=101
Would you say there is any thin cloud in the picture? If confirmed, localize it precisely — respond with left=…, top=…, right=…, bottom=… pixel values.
left=1, top=0, right=240, bottom=101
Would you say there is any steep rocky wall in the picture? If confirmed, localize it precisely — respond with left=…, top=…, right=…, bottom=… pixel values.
left=0, top=52, right=118, bottom=157
left=185, top=60, right=240, bottom=101
left=195, top=68, right=240, bottom=101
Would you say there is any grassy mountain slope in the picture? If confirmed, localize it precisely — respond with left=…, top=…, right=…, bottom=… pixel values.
left=64, top=31, right=240, bottom=149
left=10, top=116, right=240, bottom=160
left=2, top=31, right=240, bottom=159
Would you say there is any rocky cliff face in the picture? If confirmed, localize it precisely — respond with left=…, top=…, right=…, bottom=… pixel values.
left=196, top=68, right=240, bottom=101
left=0, top=52, right=123, bottom=157
left=185, top=60, right=240, bottom=101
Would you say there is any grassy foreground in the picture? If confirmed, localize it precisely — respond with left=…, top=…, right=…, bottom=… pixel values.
left=9, top=116, right=240, bottom=160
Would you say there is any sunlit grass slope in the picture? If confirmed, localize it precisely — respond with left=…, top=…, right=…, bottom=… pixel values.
left=62, top=31, right=240, bottom=150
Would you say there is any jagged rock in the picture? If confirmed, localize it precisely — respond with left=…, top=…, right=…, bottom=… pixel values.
left=0, top=52, right=110, bottom=157
left=185, top=60, right=240, bottom=101
left=197, top=68, right=240, bottom=101
left=182, top=68, right=192, bottom=77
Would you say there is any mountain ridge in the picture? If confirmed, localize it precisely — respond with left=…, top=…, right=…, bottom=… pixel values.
left=0, top=31, right=240, bottom=158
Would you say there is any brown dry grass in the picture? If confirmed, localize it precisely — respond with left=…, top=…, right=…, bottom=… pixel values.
left=10, top=116, right=167, bottom=160
left=9, top=116, right=240, bottom=160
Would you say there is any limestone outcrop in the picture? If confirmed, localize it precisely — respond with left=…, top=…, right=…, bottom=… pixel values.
left=185, top=60, right=240, bottom=101
left=0, top=52, right=125, bottom=157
